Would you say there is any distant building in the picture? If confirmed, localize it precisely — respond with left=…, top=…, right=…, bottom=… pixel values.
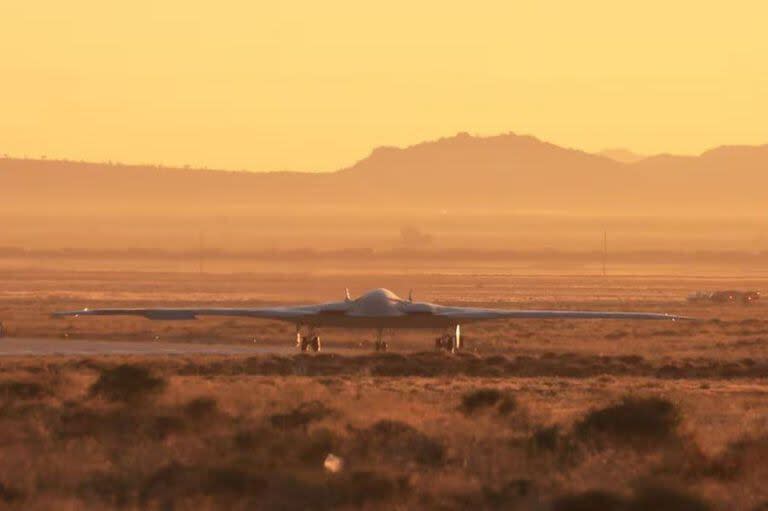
left=399, top=226, right=434, bottom=247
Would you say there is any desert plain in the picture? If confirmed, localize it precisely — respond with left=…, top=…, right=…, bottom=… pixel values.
left=0, top=254, right=765, bottom=510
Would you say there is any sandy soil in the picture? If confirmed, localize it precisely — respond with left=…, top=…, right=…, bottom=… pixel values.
left=0, top=259, right=765, bottom=509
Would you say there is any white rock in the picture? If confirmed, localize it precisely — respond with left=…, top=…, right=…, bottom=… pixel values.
left=323, top=453, right=344, bottom=473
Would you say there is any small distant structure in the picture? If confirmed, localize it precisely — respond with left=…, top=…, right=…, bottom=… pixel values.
left=686, top=291, right=710, bottom=303
left=687, top=290, right=761, bottom=305
left=399, top=226, right=433, bottom=247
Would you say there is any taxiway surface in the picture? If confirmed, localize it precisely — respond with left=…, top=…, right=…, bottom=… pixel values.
left=0, top=338, right=301, bottom=356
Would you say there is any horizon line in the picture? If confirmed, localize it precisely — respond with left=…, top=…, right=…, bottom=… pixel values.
left=2, top=131, right=766, bottom=175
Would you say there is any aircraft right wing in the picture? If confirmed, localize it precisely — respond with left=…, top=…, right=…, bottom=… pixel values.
left=52, top=304, right=338, bottom=322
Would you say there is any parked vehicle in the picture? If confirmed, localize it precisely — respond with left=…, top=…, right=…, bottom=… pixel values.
left=687, top=290, right=761, bottom=305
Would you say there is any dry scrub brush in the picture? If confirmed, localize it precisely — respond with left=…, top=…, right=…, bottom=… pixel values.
left=0, top=358, right=763, bottom=509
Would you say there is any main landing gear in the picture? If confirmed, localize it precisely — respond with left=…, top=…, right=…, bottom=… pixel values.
left=435, top=325, right=462, bottom=353
left=296, top=325, right=321, bottom=352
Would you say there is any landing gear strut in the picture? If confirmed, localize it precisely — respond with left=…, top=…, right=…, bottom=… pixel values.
left=435, top=324, right=461, bottom=353
left=296, top=325, right=321, bottom=352
left=373, top=328, right=388, bottom=352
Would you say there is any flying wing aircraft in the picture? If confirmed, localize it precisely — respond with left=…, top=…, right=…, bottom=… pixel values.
left=54, top=288, right=689, bottom=352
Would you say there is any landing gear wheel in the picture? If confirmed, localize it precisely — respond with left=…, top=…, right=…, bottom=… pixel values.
left=298, top=335, right=320, bottom=352
left=435, top=334, right=456, bottom=352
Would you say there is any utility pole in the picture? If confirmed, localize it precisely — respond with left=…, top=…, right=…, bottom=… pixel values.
left=198, top=229, right=204, bottom=279
left=602, top=230, right=607, bottom=277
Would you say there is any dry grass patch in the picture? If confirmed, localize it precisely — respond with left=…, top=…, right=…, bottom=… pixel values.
left=0, top=381, right=49, bottom=400
left=0, top=355, right=763, bottom=509
left=89, top=364, right=167, bottom=403
left=268, top=401, right=336, bottom=431
left=552, top=485, right=711, bottom=511
left=573, top=396, right=681, bottom=448
left=459, top=388, right=518, bottom=416
left=347, top=419, right=445, bottom=467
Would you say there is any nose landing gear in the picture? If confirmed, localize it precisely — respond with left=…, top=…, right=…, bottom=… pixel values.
left=373, top=328, right=388, bottom=352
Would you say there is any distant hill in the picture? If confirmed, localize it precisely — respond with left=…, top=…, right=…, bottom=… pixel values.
left=1, top=132, right=766, bottom=214
left=598, top=148, right=646, bottom=163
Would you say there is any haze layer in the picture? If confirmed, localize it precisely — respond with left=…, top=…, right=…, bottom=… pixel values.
left=2, top=1, right=767, bottom=170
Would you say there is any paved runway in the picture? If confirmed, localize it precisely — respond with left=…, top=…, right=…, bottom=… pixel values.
left=0, top=337, right=300, bottom=356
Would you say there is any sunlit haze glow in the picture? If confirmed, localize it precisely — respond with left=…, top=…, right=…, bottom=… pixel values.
left=2, top=1, right=767, bottom=171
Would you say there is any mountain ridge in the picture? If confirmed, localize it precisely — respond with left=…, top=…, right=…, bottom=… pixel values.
left=1, top=131, right=766, bottom=214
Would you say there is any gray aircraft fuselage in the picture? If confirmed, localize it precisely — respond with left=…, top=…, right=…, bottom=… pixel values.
left=294, top=289, right=458, bottom=329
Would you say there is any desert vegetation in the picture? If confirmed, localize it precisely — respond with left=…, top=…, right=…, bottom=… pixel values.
left=0, top=264, right=766, bottom=508
left=0, top=355, right=764, bottom=509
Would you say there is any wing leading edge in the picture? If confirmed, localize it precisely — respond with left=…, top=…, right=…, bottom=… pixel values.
left=53, top=299, right=690, bottom=323
left=52, top=307, right=316, bottom=322
left=433, top=306, right=689, bottom=321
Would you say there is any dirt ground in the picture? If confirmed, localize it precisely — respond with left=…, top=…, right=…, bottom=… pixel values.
left=0, top=258, right=766, bottom=509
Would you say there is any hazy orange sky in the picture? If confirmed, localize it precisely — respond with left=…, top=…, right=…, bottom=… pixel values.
left=2, top=1, right=766, bottom=171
